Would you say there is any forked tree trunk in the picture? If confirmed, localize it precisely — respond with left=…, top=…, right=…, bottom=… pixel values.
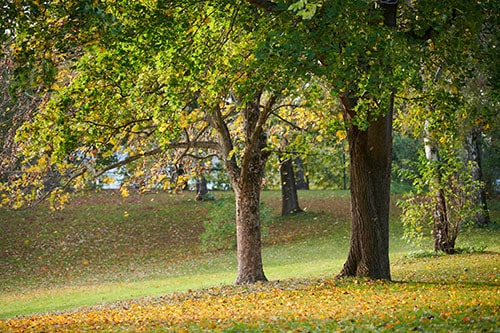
left=338, top=103, right=393, bottom=280
left=432, top=188, right=455, bottom=253
left=280, top=157, right=302, bottom=216
left=218, top=93, right=271, bottom=284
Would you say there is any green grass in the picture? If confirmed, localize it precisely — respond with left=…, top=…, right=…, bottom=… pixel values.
left=0, top=189, right=499, bottom=331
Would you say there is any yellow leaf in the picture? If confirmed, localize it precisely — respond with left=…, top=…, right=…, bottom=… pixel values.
left=428, top=41, right=435, bottom=51
left=120, top=187, right=130, bottom=198
left=335, top=130, right=346, bottom=140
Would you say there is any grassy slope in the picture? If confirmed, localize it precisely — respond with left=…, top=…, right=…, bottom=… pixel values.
left=0, top=190, right=499, bottom=330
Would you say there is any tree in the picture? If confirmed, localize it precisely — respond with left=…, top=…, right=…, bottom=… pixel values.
left=395, top=1, right=498, bottom=253
left=400, top=122, right=481, bottom=253
left=263, top=82, right=328, bottom=212
left=465, top=127, right=490, bottom=226
left=0, top=41, right=52, bottom=208
left=5, top=0, right=324, bottom=284
left=316, top=0, right=398, bottom=279
left=247, top=0, right=402, bottom=279
left=271, top=0, right=496, bottom=276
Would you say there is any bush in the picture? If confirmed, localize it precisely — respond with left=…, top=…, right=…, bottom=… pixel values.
left=398, top=152, right=479, bottom=253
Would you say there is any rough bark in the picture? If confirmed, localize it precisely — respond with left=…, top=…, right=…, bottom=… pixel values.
left=341, top=151, right=348, bottom=190
left=432, top=188, right=455, bottom=254
left=338, top=96, right=393, bottom=279
left=233, top=171, right=268, bottom=284
left=466, top=128, right=490, bottom=226
left=280, top=157, right=302, bottom=216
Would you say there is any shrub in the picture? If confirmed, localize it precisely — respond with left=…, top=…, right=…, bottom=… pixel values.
left=398, top=153, right=479, bottom=253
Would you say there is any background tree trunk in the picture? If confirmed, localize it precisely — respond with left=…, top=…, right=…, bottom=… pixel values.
left=294, top=157, right=310, bottom=190
left=423, top=120, right=456, bottom=254
left=338, top=103, right=393, bottom=279
left=466, top=128, right=490, bottom=226
left=195, top=175, right=209, bottom=201
left=280, top=157, right=302, bottom=216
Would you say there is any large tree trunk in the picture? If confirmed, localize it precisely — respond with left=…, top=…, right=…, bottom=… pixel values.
left=233, top=172, right=268, bottom=284
left=230, top=136, right=269, bottom=284
left=338, top=100, right=393, bottom=280
left=466, top=128, right=490, bottom=226
left=280, top=157, right=302, bottom=216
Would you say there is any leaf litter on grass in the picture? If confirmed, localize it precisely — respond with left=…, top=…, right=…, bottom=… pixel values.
left=0, top=191, right=208, bottom=292
left=2, top=253, right=499, bottom=332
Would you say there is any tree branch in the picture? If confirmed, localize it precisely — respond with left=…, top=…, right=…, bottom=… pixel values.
left=271, top=110, right=305, bottom=131
left=210, top=103, right=236, bottom=161
left=184, top=153, right=219, bottom=160
left=89, top=140, right=219, bottom=179
left=83, top=117, right=153, bottom=131
left=94, top=147, right=163, bottom=178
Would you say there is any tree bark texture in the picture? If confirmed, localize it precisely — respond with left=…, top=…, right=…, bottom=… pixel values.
left=338, top=96, right=393, bottom=280
left=233, top=172, right=267, bottom=284
left=280, top=157, right=302, bottom=216
left=466, top=128, right=490, bottom=226
left=432, top=188, right=456, bottom=254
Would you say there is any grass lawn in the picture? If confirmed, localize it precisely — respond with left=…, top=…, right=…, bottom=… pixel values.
left=0, top=190, right=498, bottom=331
